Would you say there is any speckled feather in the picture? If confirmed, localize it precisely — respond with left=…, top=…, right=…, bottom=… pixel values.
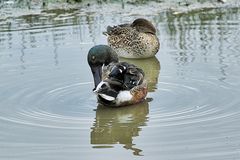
left=103, top=18, right=160, bottom=59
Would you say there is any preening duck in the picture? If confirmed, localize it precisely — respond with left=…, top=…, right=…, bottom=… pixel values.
left=88, top=45, right=147, bottom=107
left=103, top=18, right=160, bottom=59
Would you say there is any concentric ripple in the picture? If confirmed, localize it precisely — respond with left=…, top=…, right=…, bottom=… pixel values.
left=149, top=76, right=240, bottom=127
left=136, top=75, right=240, bottom=159
left=0, top=74, right=96, bottom=129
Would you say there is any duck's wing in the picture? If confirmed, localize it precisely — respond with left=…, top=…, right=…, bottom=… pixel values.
left=123, top=64, right=145, bottom=89
left=103, top=62, right=145, bottom=90
left=103, top=23, right=131, bottom=36
left=94, top=79, right=125, bottom=106
left=103, top=62, right=127, bottom=88
left=94, top=81, right=119, bottom=104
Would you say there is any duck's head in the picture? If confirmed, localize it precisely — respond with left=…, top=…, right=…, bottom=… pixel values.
left=131, top=18, right=156, bottom=35
left=88, top=45, right=119, bottom=90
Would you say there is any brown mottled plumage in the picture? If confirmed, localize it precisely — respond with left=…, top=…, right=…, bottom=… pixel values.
left=103, top=18, right=160, bottom=59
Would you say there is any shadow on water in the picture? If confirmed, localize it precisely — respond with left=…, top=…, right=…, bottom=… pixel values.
left=91, top=100, right=149, bottom=156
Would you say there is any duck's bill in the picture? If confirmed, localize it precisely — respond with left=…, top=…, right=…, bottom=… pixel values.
left=91, top=66, right=102, bottom=90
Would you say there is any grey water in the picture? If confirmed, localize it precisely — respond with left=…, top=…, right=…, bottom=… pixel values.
left=0, top=2, right=240, bottom=160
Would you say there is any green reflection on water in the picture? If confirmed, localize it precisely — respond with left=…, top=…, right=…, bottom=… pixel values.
left=91, top=101, right=149, bottom=156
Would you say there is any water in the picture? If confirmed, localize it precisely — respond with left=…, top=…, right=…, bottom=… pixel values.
left=0, top=3, right=240, bottom=160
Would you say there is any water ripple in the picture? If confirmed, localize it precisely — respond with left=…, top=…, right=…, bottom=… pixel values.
left=149, top=77, right=240, bottom=127
left=0, top=80, right=95, bottom=129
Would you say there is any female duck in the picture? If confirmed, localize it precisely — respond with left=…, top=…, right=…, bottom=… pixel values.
left=103, top=18, right=160, bottom=59
left=88, top=45, right=147, bottom=107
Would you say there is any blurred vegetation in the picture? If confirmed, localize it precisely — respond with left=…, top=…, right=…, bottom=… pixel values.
left=0, top=0, right=236, bottom=12
left=0, top=0, right=223, bottom=5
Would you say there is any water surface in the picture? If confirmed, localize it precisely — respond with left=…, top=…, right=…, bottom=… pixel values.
left=0, top=5, right=240, bottom=160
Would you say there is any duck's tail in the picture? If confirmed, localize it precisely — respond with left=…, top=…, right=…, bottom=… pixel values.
left=102, top=26, right=114, bottom=36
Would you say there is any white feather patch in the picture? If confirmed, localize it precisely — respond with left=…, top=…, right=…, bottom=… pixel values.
left=99, top=94, right=115, bottom=101
left=94, top=81, right=107, bottom=93
left=116, top=91, right=132, bottom=105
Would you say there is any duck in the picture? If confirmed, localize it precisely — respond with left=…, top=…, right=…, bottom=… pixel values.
left=103, top=18, right=160, bottom=59
left=88, top=45, right=148, bottom=107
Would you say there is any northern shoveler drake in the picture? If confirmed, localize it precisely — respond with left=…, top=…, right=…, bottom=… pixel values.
left=103, top=18, right=160, bottom=59
left=88, top=45, right=148, bottom=107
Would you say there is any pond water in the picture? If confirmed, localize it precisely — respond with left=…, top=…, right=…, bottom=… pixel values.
left=0, top=4, right=240, bottom=160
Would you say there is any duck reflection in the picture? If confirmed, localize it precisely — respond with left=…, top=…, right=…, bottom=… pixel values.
left=120, top=56, right=160, bottom=92
left=91, top=100, right=149, bottom=156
